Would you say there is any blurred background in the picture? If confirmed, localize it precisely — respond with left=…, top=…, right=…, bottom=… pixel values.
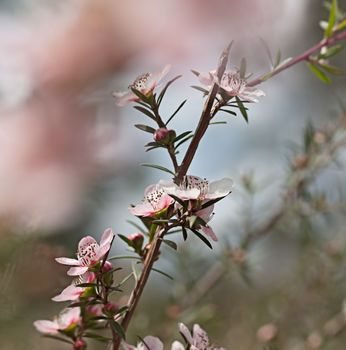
left=0, top=0, right=346, bottom=349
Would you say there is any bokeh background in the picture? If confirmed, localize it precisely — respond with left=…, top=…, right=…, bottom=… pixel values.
left=1, top=0, right=346, bottom=349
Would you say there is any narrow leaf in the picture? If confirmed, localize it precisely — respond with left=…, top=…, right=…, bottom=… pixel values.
left=84, top=333, right=112, bottom=342
left=134, top=106, right=156, bottom=121
left=182, top=227, right=188, bottom=241
left=324, top=0, right=337, bottom=38
left=191, top=69, right=200, bottom=77
left=175, top=134, right=194, bottom=150
left=163, top=239, right=178, bottom=250
left=131, top=88, right=150, bottom=103
left=307, top=62, right=331, bottom=84
left=219, top=108, right=237, bottom=116
left=108, top=255, right=142, bottom=261
left=201, top=195, right=229, bottom=209
left=152, top=267, right=174, bottom=280
left=134, top=124, right=156, bottom=134
left=118, top=234, right=132, bottom=245
left=336, top=18, right=346, bottom=30
left=141, top=163, right=175, bottom=176
left=173, top=131, right=193, bottom=143
left=274, top=49, right=281, bottom=68
left=126, top=220, right=146, bottom=233
left=191, top=85, right=209, bottom=95
left=318, top=44, right=343, bottom=59
left=259, top=37, right=274, bottom=67
left=158, top=75, right=182, bottom=106
left=239, top=57, right=247, bottom=78
left=209, top=121, right=227, bottom=125
left=167, top=193, right=185, bottom=206
left=190, top=229, right=213, bottom=249
left=319, top=62, right=343, bottom=75
left=166, top=99, right=187, bottom=125
left=235, top=96, right=249, bottom=123
left=109, top=319, right=126, bottom=340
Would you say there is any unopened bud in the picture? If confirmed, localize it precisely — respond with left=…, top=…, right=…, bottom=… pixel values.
left=292, top=154, right=308, bottom=169
left=154, top=128, right=176, bottom=144
left=306, top=331, right=322, bottom=349
left=128, top=233, right=144, bottom=253
left=102, top=261, right=113, bottom=273
left=256, top=323, right=278, bottom=343
left=74, top=339, right=87, bottom=350
left=103, top=302, right=119, bottom=316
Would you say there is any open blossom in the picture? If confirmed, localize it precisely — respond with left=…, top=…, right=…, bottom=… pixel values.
left=55, top=228, right=114, bottom=276
left=122, top=336, right=163, bottom=350
left=52, top=272, right=96, bottom=302
left=113, top=65, right=171, bottom=106
left=160, top=175, right=233, bottom=201
left=198, top=69, right=264, bottom=103
left=129, top=183, right=174, bottom=217
left=172, top=323, right=226, bottom=350
left=34, top=307, right=81, bottom=335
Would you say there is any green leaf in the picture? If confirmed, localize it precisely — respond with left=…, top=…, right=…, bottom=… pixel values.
left=324, top=0, right=337, bottom=38
left=76, top=282, right=99, bottom=288
left=318, top=44, right=343, bottom=59
left=209, top=121, right=227, bottom=125
left=319, top=62, right=343, bottom=75
left=84, top=333, right=112, bottom=342
left=109, top=319, right=126, bottom=340
left=141, top=163, right=175, bottom=176
left=304, top=121, right=315, bottom=152
left=163, top=239, right=178, bottom=250
left=174, top=134, right=194, bottom=150
left=118, top=234, right=132, bottom=246
left=201, top=195, right=229, bottom=209
left=134, top=106, right=156, bottom=121
left=259, top=37, right=274, bottom=67
left=167, top=193, right=185, bottom=207
left=274, top=49, right=281, bottom=68
left=235, top=96, right=249, bottom=123
left=182, top=227, right=188, bottom=241
left=188, top=215, right=198, bottom=228
left=146, top=145, right=163, bottom=152
left=43, top=335, right=73, bottom=345
left=108, top=255, right=142, bottom=261
left=157, top=75, right=182, bottom=106
left=152, top=267, right=174, bottom=280
left=134, top=124, right=156, bottom=134
left=173, top=130, right=193, bottom=143
left=190, top=229, right=213, bottom=249
left=131, top=88, right=151, bottom=103
left=191, top=85, right=209, bottom=95
left=166, top=99, right=187, bottom=125
left=307, top=62, right=331, bottom=83
left=126, top=220, right=146, bottom=233
left=191, top=69, right=200, bottom=77
left=219, top=108, right=237, bottom=116
left=239, top=57, right=247, bottom=78
left=114, top=273, right=135, bottom=288
left=336, top=18, right=346, bottom=30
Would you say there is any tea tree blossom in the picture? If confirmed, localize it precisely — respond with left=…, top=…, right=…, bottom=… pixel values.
left=113, top=65, right=171, bottom=106
left=129, top=183, right=174, bottom=217
left=55, top=228, right=114, bottom=276
left=34, top=307, right=81, bottom=335
left=160, top=175, right=233, bottom=202
left=198, top=69, right=265, bottom=103
left=122, top=336, right=163, bottom=350
left=173, top=323, right=226, bottom=350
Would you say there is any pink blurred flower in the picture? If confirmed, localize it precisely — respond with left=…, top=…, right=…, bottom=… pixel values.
left=175, top=323, right=225, bottom=350
left=34, top=307, right=81, bottom=335
left=55, top=228, right=114, bottom=276
left=198, top=70, right=265, bottom=103
left=113, top=65, right=171, bottom=106
left=129, top=183, right=173, bottom=217
left=122, top=336, right=163, bottom=350
left=52, top=272, right=96, bottom=302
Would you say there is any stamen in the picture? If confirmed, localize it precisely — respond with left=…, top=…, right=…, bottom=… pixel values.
left=129, top=73, right=151, bottom=90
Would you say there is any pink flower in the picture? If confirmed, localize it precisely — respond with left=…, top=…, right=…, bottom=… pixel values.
left=52, top=272, right=96, bottom=302
left=122, top=336, right=163, bottom=350
left=198, top=69, right=265, bottom=103
left=34, top=307, right=81, bottom=335
left=174, top=323, right=226, bottom=350
left=55, top=228, right=114, bottom=276
left=160, top=175, right=233, bottom=201
left=129, top=183, right=174, bottom=217
left=113, top=65, right=171, bottom=106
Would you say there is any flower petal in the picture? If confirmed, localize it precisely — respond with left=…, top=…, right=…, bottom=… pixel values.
left=198, top=70, right=216, bottom=87
left=100, top=228, right=114, bottom=247
left=207, top=178, right=233, bottom=199
left=33, top=320, right=59, bottom=334
left=201, top=226, right=218, bottom=242
left=178, top=323, right=193, bottom=345
left=192, top=324, right=210, bottom=348
left=129, top=202, right=156, bottom=217
left=113, top=91, right=138, bottom=107
left=196, top=204, right=214, bottom=223
left=58, top=307, right=80, bottom=329
left=55, top=257, right=80, bottom=266
left=138, top=336, right=164, bottom=350
left=67, top=266, right=89, bottom=276
left=52, top=284, right=84, bottom=302
left=171, top=341, right=185, bottom=350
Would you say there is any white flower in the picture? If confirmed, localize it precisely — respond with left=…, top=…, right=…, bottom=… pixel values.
left=122, top=336, right=163, bottom=350
left=177, top=323, right=226, bottom=350
left=129, top=183, right=174, bottom=217
left=113, top=65, right=171, bottom=106
left=198, top=69, right=264, bottom=103
left=55, top=228, right=114, bottom=276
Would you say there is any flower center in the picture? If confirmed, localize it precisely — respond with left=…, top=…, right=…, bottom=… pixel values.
left=145, top=187, right=165, bottom=210
left=221, top=72, right=245, bottom=94
left=182, top=176, right=209, bottom=199
left=77, top=242, right=98, bottom=266
left=129, top=73, right=151, bottom=90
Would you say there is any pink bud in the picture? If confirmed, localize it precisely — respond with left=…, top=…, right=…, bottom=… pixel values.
left=102, top=261, right=113, bottom=272
left=103, top=302, right=119, bottom=315
left=128, top=233, right=144, bottom=252
left=153, top=128, right=176, bottom=144
left=74, top=339, right=86, bottom=350
left=128, top=233, right=144, bottom=241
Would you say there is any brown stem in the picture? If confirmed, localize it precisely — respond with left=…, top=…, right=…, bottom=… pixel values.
left=248, top=29, right=346, bottom=87
left=175, top=43, right=232, bottom=183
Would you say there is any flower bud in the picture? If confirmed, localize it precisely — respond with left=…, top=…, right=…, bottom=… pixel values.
left=102, top=261, right=113, bottom=273
left=128, top=233, right=144, bottom=250
left=74, top=339, right=87, bottom=350
left=103, top=302, right=119, bottom=316
left=153, top=128, right=176, bottom=144
left=292, top=154, right=308, bottom=169
left=256, top=323, right=277, bottom=343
